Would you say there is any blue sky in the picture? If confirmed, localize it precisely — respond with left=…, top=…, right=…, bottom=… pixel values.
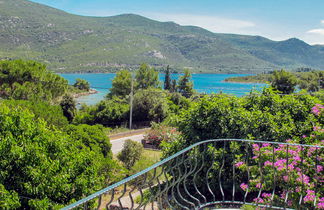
left=30, top=0, right=324, bottom=45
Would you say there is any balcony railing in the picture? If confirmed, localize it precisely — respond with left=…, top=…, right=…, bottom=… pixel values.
left=63, top=139, right=324, bottom=210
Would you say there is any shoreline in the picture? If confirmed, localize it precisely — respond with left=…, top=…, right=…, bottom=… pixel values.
left=72, top=89, right=98, bottom=99
left=223, top=80, right=267, bottom=84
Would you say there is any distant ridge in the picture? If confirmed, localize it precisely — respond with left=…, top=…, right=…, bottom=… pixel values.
left=0, top=0, right=323, bottom=73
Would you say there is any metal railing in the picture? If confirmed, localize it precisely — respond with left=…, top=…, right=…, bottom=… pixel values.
left=63, top=139, right=324, bottom=210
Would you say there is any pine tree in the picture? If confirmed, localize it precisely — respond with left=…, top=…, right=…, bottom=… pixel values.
left=177, top=69, right=194, bottom=98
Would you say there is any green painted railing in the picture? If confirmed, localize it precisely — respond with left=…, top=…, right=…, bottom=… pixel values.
left=63, top=139, right=323, bottom=210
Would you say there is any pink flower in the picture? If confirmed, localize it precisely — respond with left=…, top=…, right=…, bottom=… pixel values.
left=264, top=161, right=272, bottom=166
left=314, top=126, right=320, bottom=131
left=283, top=175, right=288, bottom=182
left=317, top=165, right=323, bottom=173
left=303, top=190, right=315, bottom=203
left=253, top=197, right=264, bottom=203
left=302, top=135, right=307, bottom=138
left=235, top=161, right=244, bottom=167
left=256, top=183, right=262, bottom=188
left=252, top=144, right=260, bottom=152
left=318, top=202, right=324, bottom=209
left=312, top=104, right=324, bottom=116
left=262, top=193, right=271, bottom=198
left=240, top=183, right=248, bottom=191
left=319, top=198, right=324, bottom=208
left=296, top=172, right=310, bottom=184
left=262, top=143, right=270, bottom=147
left=293, top=155, right=301, bottom=162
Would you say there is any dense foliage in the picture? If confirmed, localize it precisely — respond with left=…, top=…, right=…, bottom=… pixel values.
left=1, top=99, right=69, bottom=128
left=107, top=69, right=132, bottom=99
left=271, top=69, right=298, bottom=94
left=226, top=70, right=323, bottom=93
left=73, top=78, right=90, bottom=91
left=60, top=95, right=77, bottom=122
left=135, top=64, right=160, bottom=89
left=133, top=88, right=169, bottom=123
left=0, top=103, right=118, bottom=209
left=74, top=98, right=129, bottom=126
left=0, top=60, right=68, bottom=101
left=165, top=88, right=322, bottom=148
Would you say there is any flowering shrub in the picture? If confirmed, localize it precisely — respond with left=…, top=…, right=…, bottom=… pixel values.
left=235, top=104, right=324, bottom=209
left=236, top=141, right=323, bottom=209
left=143, top=123, right=181, bottom=148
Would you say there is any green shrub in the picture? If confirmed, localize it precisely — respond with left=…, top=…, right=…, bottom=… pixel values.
left=0, top=103, right=117, bottom=208
left=1, top=99, right=69, bottom=128
left=117, top=140, right=144, bottom=170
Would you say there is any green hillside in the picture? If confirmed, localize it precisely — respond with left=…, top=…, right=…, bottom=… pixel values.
left=0, top=0, right=323, bottom=73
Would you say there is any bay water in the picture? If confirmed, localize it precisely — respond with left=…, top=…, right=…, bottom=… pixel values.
left=59, top=73, right=267, bottom=105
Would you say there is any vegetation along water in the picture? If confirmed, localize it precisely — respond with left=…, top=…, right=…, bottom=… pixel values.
left=60, top=73, right=267, bottom=105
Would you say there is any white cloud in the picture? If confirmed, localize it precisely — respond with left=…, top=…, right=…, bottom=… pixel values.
left=307, top=28, right=324, bottom=36
left=321, top=20, right=324, bottom=25
left=144, top=13, right=255, bottom=34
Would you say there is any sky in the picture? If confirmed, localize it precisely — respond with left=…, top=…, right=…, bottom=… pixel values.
left=30, top=0, right=324, bottom=45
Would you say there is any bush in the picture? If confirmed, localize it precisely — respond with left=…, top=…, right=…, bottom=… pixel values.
left=64, top=124, right=112, bottom=158
left=0, top=103, right=117, bottom=208
left=117, top=140, right=144, bottom=170
left=143, top=123, right=181, bottom=148
left=1, top=99, right=69, bottom=128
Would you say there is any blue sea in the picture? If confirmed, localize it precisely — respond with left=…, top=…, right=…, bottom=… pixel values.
left=59, top=73, right=267, bottom=105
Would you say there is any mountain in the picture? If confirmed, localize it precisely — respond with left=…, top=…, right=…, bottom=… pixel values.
left=0, top=0, right=323, bottom=73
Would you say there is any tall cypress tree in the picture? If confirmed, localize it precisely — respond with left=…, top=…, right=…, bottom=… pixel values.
left=171, top=79, right=177, bottom=93
left=164, top=65, right=171, bottom=91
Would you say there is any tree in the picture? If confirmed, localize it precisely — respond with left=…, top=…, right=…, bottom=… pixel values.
left=0, top=104, right=116, bottom=208
left=117, top=140, right=144, bottom=170
left=2, top=100, right=69, bottom=128
left=271, top=69, right=297, bottom=94
left=135, top=63, right=160, bottom=89
left=164, top=65, right=171, bottom=91
left=73, top=78, right=90, bottom=91
left=108, top=69, right=132, bottom=99
left=133, top=88, right=169, bottom=122
left=177, top=69, right=194, bottom=97
left=0, top=59, right=68, bottom=101
left=171, top=79, right=177, bottom=93
left=60, top=94, right=76, bottom=122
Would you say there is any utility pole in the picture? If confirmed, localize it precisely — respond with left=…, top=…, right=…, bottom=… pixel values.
left=129, top=72, right=134, bottom=129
